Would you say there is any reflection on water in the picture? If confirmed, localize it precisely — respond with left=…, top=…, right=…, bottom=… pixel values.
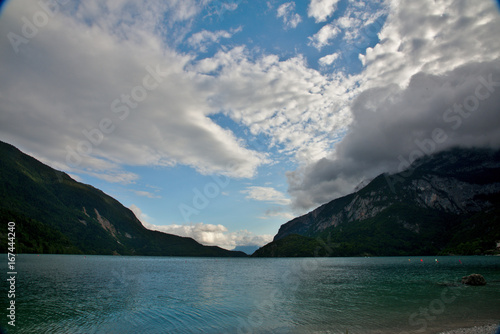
left=1, top=255, right=499, bottom=333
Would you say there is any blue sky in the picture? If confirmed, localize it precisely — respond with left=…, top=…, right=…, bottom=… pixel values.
left=1, top=0, right=500, bottom=250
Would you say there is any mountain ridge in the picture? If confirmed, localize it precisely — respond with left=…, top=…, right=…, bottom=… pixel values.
left=254, top=147, right=500, bottom=257
left=0, top=140, right=246, bottom=257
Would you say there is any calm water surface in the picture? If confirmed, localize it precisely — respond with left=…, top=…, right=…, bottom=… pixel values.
left=1, top=255, right=500, bottom=333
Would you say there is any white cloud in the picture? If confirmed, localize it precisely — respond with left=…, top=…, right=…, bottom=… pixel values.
left=309, top=23, right=340, bottom=50
left=129, top=204, right=154, bottom=225
left=204, top=0, right=240, bottom=19
left=143, top=222, right=273, bottom=250
left=277, top=2, right=302, bottom=29
left=336, top=4, right=387, bottom=44
left=0, top=0, right=268, bottom=182
left=187, top=27, right=242, bottom=52
left=308, top=0, right=340, bottom=23
left=0, top=0, right=354, bottom=184
left=288, top=0, right=500, bottom=211
left=130, top=204, right=272, bottom=250
left=260, top=207, right=295, bottom=220
left=358, top=0, right=500, bottom=89
left=319, top=52, right=339, bottom=66
left=241, top=186, right=291, bottom=205
left=197, top=49, right=354, bottom=163
left=133, top=190, right=162, bottom=199
left=4, top=0, right=497, bottom=227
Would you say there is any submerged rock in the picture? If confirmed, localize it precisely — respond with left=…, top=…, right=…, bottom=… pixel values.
left=461, top=274, right=487, bottom=286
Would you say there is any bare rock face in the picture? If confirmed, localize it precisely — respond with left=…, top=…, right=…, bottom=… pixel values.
left=461, top=274, right=487, bottom=286
left=272, top=148, right=500, bottom=252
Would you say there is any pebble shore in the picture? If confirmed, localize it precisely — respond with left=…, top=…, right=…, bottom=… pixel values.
left=438, top=324, right=499, bottom=334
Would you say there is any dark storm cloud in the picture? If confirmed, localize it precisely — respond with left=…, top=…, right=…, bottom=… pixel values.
left=288, top=60, right=500, bottom=210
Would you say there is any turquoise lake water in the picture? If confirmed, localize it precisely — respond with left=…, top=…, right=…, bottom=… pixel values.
left=1, top=255, right=499, bottom=333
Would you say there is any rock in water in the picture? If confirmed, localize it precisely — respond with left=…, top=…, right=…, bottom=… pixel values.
left=461, top=274, right=487, bottom=286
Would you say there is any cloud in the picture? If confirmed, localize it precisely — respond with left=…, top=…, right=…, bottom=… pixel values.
left=196, top=49, right=353, bottom=163
left=288, top=0, right=500, bottom=211
left=307, top=0, right=340, bottom=23
left=187, top=27, right=242, bottom=52
left=358, top=0, right=500, bottom=89
left=143, top=222, right=273, bottom=250
left=319, top=52, right=339, bottom=67
left=133, top=190, right=162, bottom=199
left=204, top=0, right=240, bottom=19
left=277, top=2, right=302, bottom=29
left=129, top=204, right=154, bottom=225
left=3, top=0, right=498, bottom=225
left=0, top=0, right=268, bottom=182
left=307, top=1, right=388, bottom=69
left=0, top=0, right=354, bottom=184
left=288, top=62, right=500, bottom=210
left=241, top=186, right=291, bottom=205
left=260, top=207, right=295, bottom=220
left=334, top=3, right=388, bottom=60
left=309, top=23, right=340, bottom=50
left=130, top=204, right=272, bottom=249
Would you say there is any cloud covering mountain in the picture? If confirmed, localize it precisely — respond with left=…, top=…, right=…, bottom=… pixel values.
left=288, top=0, right=500, bottom=210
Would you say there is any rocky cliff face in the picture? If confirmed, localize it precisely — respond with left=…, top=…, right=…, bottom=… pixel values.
left=260, top=148, right=500, bottom=257
left=0, top=140, right=246, bottom=257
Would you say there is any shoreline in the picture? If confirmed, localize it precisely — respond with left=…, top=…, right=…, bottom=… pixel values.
left=437, top=324, right=499, bottom=334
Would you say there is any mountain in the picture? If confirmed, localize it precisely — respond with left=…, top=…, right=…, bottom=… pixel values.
left=0, top=140, right=246, bottom=257
left=233, top=245, right=260, bottom=255
left=254, top=148, right=500, bottom=257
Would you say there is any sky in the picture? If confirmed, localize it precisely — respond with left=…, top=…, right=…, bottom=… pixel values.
left=1, top=0, right=500, bottom=250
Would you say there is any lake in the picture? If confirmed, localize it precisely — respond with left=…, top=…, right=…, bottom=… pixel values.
left=2, top=255, right=500, bottom=333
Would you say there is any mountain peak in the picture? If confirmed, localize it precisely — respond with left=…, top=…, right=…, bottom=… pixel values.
left=256, top=147, right=500, bottom=257
left=0, top=140, right=246, bottom=257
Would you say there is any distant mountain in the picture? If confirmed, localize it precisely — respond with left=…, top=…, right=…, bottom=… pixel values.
left=253, top=148, right=500, bottom=257
left=233, top=245, right=260, bottom=255
left=0, top=141, right=246, bottom=257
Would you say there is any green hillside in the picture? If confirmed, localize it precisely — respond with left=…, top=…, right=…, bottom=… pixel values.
left=0, top=141, right=245, bottom=257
